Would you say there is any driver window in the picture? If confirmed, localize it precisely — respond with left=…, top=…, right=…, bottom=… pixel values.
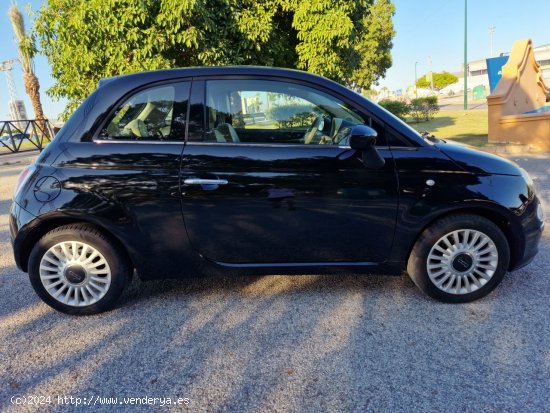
left=98, top=82, right=189, bottom=141
left=204, top=79, right=367, bottom=145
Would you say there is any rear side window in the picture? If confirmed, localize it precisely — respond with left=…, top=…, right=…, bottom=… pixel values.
left=98, top=82, right=190, bottom=141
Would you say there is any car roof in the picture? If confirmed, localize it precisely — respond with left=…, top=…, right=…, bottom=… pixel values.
left=98, top=66, right=338, bottom=89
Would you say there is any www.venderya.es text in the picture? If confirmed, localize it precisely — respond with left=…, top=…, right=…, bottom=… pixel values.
left=11, top=395, right=190, bottom=407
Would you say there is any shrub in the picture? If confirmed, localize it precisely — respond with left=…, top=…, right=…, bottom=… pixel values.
left=409, top=96, right=439, bottom=122
left=378, top=99, right=410, bottom=120
left=424, top=96, right=439, bottom=119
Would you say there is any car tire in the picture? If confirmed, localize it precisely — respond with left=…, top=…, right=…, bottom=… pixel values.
left=407, top=214, right=510, bottom=303
left=28, top=224, right=131, bottom=315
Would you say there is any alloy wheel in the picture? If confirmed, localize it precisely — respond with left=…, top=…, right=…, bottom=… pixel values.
left=39, top=241, right=112, bottom=307
left=426, top=229, right=499, bottom=295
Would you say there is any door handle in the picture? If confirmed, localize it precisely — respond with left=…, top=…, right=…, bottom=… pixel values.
left=184, top=178, right=228, bottom=185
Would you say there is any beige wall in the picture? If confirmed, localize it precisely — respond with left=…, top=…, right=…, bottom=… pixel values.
left=487, top=39, right=550, bottom=151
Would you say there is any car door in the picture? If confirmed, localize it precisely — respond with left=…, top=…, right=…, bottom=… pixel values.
left=180, top=77, right=398, bottom=265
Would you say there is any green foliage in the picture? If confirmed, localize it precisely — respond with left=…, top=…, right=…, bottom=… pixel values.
left=33, top=0, right=395, bottom=119
left=9, top=5, right=36, bottom=71
left=378, top=99, right=409, bottom=120
left=378, top=96, right=438, bottom=122
left=408, top=96, right=439, bottom=123
left=293, top=0, right=395, bottom=88
left=415, top=71, right=458, bottom=91
left=266, top=104, right=316, bottom=128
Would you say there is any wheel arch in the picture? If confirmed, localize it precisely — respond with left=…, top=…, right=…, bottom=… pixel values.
left=17, top=216, right=135, bottom=274
left=405, top=205, right=523, bottom=271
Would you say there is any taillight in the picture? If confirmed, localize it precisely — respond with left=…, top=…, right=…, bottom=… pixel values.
left=13, top=164, right=36, bottom=199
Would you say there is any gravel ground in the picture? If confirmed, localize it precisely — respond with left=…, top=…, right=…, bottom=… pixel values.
left=0, top=157, right=549, bottom=413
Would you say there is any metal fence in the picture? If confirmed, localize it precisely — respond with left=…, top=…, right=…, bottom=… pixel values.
left=0, top=119, right=55, bottom=154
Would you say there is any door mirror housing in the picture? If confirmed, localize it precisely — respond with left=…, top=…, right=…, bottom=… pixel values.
left=349, top=125, right=378, bottom=150
left=349, top=125, right=385, bottom=169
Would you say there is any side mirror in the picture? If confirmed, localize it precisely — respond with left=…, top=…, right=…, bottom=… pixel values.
left=349, top=125, right=377, bottom=150
left=349, top=125, right=385, bottom=169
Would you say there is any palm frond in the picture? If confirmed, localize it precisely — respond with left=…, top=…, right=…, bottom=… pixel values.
left=9, top=5, right=33, bottom=73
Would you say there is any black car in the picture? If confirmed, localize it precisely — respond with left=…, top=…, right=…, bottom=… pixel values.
left=10, top=66, right=544, bottom=315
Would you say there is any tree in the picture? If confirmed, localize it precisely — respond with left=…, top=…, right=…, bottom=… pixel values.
left=34, top=0, right=395, bottom=118
left=416, top=71, right=458, bottom=91
left=9, top=5, right=47, bottom=128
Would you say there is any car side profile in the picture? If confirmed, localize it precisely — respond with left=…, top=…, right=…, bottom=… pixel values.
left=10, top=66, right=544, bottom=315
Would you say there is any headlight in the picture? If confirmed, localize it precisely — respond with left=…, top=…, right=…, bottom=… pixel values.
left=537, top=202, right=545, bottom=223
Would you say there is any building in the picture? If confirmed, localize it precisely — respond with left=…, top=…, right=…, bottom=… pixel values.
left=8, top=99, right=27, bottom=121
left=446, top=43, right=550, bottom=94
left=8, top=99, right=28, bottom=131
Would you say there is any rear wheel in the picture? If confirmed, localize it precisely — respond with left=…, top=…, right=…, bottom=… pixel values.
left=407, top=214, right=510, bottom=302
left=29, top=224, right=131, bottom=315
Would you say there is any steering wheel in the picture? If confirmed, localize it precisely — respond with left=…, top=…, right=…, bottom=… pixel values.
left=332, top=125, right=353, bottom=145
left=146, top=122, right=167, bottom=140
left=303, top=115, right=324, bottom=145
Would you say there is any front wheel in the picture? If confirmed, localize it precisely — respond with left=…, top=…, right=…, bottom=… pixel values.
left=407, top=214, right=510, bottom=303
left=28, top=224, right=131, bottom=315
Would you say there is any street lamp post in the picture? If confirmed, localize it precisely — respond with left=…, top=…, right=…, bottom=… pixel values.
left=414, top=61, right=418, bottom=98
left=428, top=56, right=434, bottom=90
left=464, top=0, right=468, bottom=110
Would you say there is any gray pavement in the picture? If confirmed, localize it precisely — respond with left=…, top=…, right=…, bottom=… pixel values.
left=437, top=94, right=488, bottom=111
left=0, top=151, right=39, bottom=167
left=0, top=157, right=549, bottom=413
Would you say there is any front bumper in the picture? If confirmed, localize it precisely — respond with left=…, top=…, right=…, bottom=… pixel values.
left=510, top=195, right=544, bottom=271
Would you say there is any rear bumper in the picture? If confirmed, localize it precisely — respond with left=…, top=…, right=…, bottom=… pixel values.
left=509, top=196, right=544, bottom=271
left=9, top=201, right=37, bottom=272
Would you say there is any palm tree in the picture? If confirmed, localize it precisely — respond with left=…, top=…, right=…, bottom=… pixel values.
left=9, top=4, right=48, bottom=136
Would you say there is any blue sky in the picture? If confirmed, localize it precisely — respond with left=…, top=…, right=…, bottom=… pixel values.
left=379, top=0, right=550, bottom=91
left=1, top=0, right=550, bottom=119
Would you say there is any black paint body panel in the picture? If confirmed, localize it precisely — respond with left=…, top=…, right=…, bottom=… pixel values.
left=181, top=144, right=398, bottom=264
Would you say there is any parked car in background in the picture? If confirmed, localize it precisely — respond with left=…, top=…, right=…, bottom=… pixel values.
left=9, top=66, right=544, bottom=315
left=0, top=132, right=29, bottom=145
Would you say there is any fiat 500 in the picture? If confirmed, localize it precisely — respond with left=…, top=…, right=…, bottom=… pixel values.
left=10, top=67, right=544, bottom=315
